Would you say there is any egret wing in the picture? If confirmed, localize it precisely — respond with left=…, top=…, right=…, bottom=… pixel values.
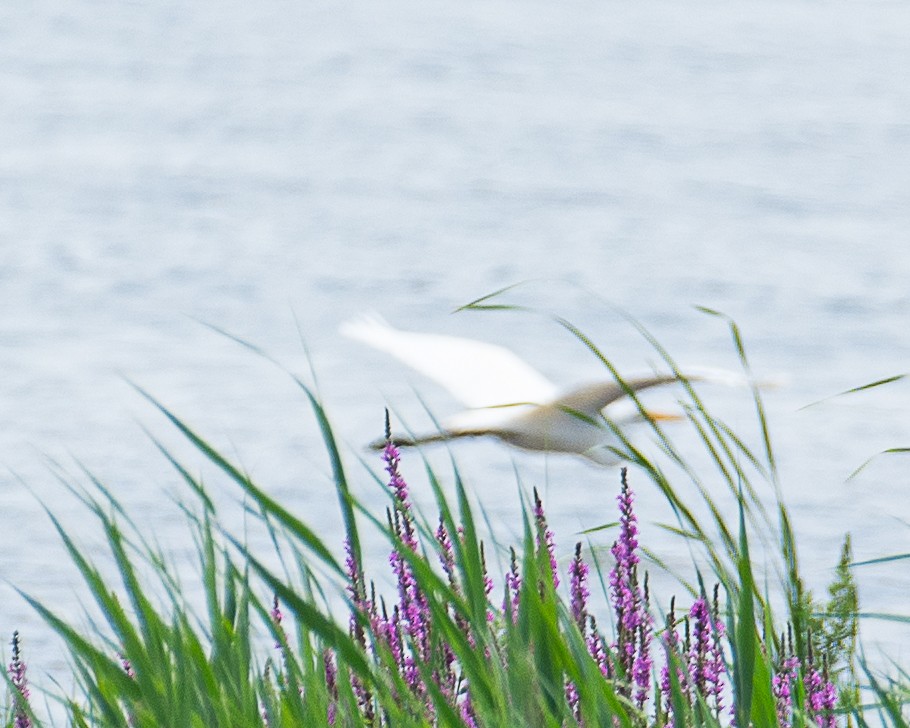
left=552, top=375, right=684, bottom=417
left=341, top=315, right=558, bottom=408
left=555, top=368, right=753, bottom=419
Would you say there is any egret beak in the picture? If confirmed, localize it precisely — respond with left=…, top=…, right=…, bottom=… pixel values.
left=645, top=410, right=685, bottom=423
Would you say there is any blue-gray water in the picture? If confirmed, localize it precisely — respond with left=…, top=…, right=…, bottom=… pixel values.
left=3, top=0, right=910, bottom=706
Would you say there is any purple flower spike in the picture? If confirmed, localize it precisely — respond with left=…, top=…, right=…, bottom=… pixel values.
left=533, top=489, right=559, bottom=588
left=480, top=542, right=496, bottom=622
left=633, top=624, right=653, bottom=708
left=382, top=434, right=432, bottom=685
left=9, top=631, right=31, bottom=728
left=565, top=680, right=581, bottom=723
left=344, top=537, right=374, bottom=660
left=688, top=597, right=711, bottom=694
left=569, top=542, right=590, bottom=631
left=659, top=612, right=675, bottom=714
left=389, top=540, right=430, bottom=675
left=386, top=604, right=405, bottom=671
left=270, top=594, right=287, bottom=649
left=588, top=615, right=611, bottom=678
left=708, top=584, right=727, bottom=715
left=384, top=440, right=406, bottom=502
left=609, top=470, right=641, bottom=640
left=609, top=468, right=652, bottom=703
left=818, top=679, right=838, bottom=728
left=504, top=547, right=522, bottom=623
left=460, top=694, right=478, bottom=728
left=612, top=468, right=640, bottom=568
left=344, top=537, right=363, bottom=602
left=687, top=591, right=727, bottom=716
left=480, top=542, right=494, bottom=598
left=565, top=560, right=589, bottom=725
left=384, top=440, right=418, bottom=553
left=324, top=650, right=338, bottom=726
left=805, top=657, right=838, bottom=728
left=773, top=645, right=799, bottom=728
left=436, top=517, right=457, bottom=587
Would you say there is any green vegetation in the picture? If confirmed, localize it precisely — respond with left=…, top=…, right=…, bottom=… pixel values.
left=1, top=314, right=893, bottom=727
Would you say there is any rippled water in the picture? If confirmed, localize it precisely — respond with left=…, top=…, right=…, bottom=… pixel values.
left=2, top=0, right=910, bottom=703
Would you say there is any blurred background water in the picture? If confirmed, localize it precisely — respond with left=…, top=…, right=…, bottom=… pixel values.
left=2, top=0, right=910, bottom=706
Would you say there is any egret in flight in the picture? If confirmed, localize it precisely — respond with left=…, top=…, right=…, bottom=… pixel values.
left=342, top=315, right=728, bottom=466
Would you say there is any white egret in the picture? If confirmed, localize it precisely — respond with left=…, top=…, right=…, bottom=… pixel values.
left=342, top=315, right=731, bottom=466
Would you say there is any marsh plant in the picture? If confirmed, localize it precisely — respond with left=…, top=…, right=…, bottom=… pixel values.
left=5, top=428, right=853, bottom=727
left=0, top=313, right=876, bottom=727
left=259, top=438, right=842, bottom=728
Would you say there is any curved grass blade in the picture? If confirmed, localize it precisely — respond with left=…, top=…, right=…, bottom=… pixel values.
left=851, top=553, right=910, bottom=567
left=453, top=281, right=537, bottom=312
left=847, top=448, right=910, bottom=481
left=800, top=374, right=906, bottom=411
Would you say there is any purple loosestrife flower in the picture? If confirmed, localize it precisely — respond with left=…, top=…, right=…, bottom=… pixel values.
left=271, top=595, right=286, bottom=649
left=350, top=671, right=375, bottom=723
left=383, top=440, right=433, bottom=698
left=460, top=694, right=478, bottom=728
left=344, top=537, right=367, bottom=608
left=480, top=541, right=494, bottom=599
left=634, top=625, right=652, bottom=709
left=610, top=470, right=640, bottom=627
left=385, top=440, right=418, bottom=549
left=707, top=584, right=727, bottom=716
left=480, top=542, right=495, bottom=623
left=609, top=468, right=651, bottom=702
left=805, top=654, right=838, bottom=728
left=346, top=533, right=375, bottom=720
left=565, top=680, right=581, bottom=724
left=363, top=582, right=400, bottom=669
left=633, top=574, right=654, bottom=709
left=324, top=650, right=338, bottom=726
left=387, top=603, right=405, bottom=672
left=9, top=631, right=31, bottom=728
left=660, top=598, right=689, bottom=724
left=504, top=547, right=522, bottom=624
left=588, top=615, right=611, bottom=678
left=567, top=546, right=591, bottom=727
left=817, top=675, right=838, bottom=728
left=436, top=517, right=457, bottom=588
left=389, top=512, right=431, bottom=668
left=533, top=488, right=559, bottom=588
left=688, top=597, right=711, bottom=695
left=659, top=638, right=676, bottom=727
left=773, top=645, right=799, bottom=728
left=569, top=542, right=590, bottom=632
left=687, top=592, right=726, bottom=717
left=344, top=537, right=374, bottom=663
left=384, top=440, right=419, bottom=561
